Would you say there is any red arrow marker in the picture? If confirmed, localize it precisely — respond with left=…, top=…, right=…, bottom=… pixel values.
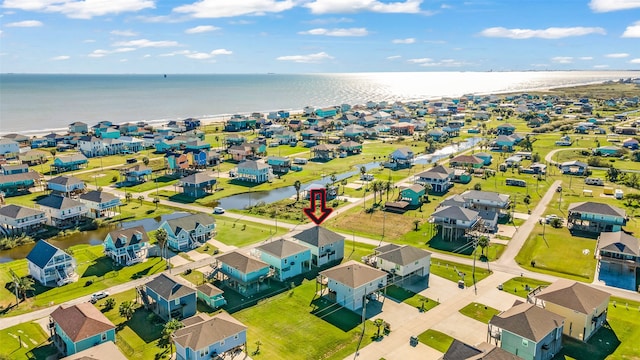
left=303, top=188, right=333, bottom=225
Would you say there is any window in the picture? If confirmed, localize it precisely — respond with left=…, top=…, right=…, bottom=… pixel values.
left=199, top=349, right=208, bottom=357
left=101, top=333, right=107, bottom=341
left=220, top=340, right=225, bottom=346
left=522, top=339, right=528, bottom=347
left=234, top=334, right=239, bottom=340
left=174, top=298, right=180, bottom=305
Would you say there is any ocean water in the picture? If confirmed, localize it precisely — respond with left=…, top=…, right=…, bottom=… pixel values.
left=1, top=71, right=638, bottom=135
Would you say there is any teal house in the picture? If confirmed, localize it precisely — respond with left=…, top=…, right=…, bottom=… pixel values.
left=266, top=156, right=291, bottom=174
left=103, top=225, right=150, bottom=266
left=496, top=123, right=516, bottom=135
left=217, top=251, right=271, bottom=295
left=427, top=128, right=448, bottom=142
left=155, top=139, right=184, bottom=153
left=255, top=239, right=311, bottom=281
left=196, top=283, right=227, bottom=308
left=237, top=160, right=271, bottom=183
left=399, top=184, right=426, bottom=206
left=185, top=140, right=211, bottom=152
left=225, top=117, right=256, bottom=132
left=567, top=202, right=627, bottom=233
left=51, top=153, right=88, bottom=173
left=491, top=135, right=516, bottom=152
left=50, top=303, right=116, bottom=356
left=141, top=273, right=197, bottom=321
left=0, top=171, right=40, bottom=194
left=343, top=125, right=366, bottom=139
left=594, top=146, right=621, bottom=157
left=315, top=107, right=338, bottom=118
left=101, top=127, right=121, bottom=139
left=474, top=152, right=493, bottom=165
left=489, top=302, right=564, bottom=360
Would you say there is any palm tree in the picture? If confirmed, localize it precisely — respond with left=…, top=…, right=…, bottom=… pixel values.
left=293, top=180, right=302, bottom=202
left=359, top=166, right=366, bottom=178
left=371, top=181, right=379, bottom=204
left=137, top=195, right=144, bottom=205
left=153, top=196, right=160, bottom=209
left=254, top=340, right=263, bottom=355
left=118, top=300, right=135, bottom=321
left=159, top=318, right=184, bottom=355
left=413, top=219, right=421, bottom=231
left=104, top=298, right=116, bottom=311
left=142, top=156, right=150, bottom=166
left=125, top=192, right=132, bottom=203
left=330, top=173, right=337, bottom=186
left=374, top=318, right=385, bottom=339
left=155, top=228, right=168, bottom=268
left=9, top=276, right=35, bottom=302
left=384, top=180, right=393, bottom=201
left=340, top=179, right=348, bottom=195
left=477, top=236, right=490, bottom=257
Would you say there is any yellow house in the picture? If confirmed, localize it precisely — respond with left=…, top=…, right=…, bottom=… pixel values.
left=529, top=279, right=610, bottom=342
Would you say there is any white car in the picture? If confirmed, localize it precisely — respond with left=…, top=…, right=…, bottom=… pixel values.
left=213, top=207, right=225, bottom=214
left=90, top=291, right=110, bottom=303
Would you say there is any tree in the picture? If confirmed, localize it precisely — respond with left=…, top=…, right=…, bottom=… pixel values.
left=118, top=300, right=135, bottom=321
left=360, top=166, right=367, bottom=178
left=340, top=179, right=348, bottom=195
left=104, top=298, right=116, bottom=311
left=371, top=181, right=380, bottom=204
left=254, top=340, right=263, bottom=355
left=137, top=195, right=144, bottom=205
left=155, top=228, right=168, bottom=267
left=384, top=180, right=393, bottom=201
left=153, top=196, right=160, bottom=209
left=142, top=156, right=149, bottom=166
left=293, top=180, right=302, bottom=202
left=373, top=318, right=385, bottom=339
left=125, top=192, right=132, bottom=203
left=330, top=173, right=337, bottom=186
left=9, top=276, right=34, bottom=302
left=159, top=318, right=184, bottom=355
left=477, top=236, right=490, bottom=257
left=413, top=219, right=421, bottom=231
left=606, top=167, right=621, bottom=183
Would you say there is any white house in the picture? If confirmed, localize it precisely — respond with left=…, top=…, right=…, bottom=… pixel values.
left=173, top=312, right=247, bottom=360
left=374, top=244, right=431, bottom=284
left=26, top=240, right=78, bottom=286
left=415, top=165, right=454, bottom=193
left=0, top=204, right=46, bottom=235
left=36, top=195, right=88, bottom=228
left=319, top=260, right=387, bottom=311
left=158, top=213, right=216, bottom=252
left=292, top=226, right=345, bottom=267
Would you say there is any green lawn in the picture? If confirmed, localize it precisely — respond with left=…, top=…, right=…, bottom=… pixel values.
left=213, top=218, right=289, bottom=247
left=430, top=259, right=492, bottom=288
left=233, top=279, right=377, bottom=360
left=458, top=302, right=501, bottom=324
left=384, top=285, right=439, bottom=312
left=0, top=322, right=57, bottom=360
left=500, top=277, right=551, bottom=298
left=417, top=329, right=455, bottom=353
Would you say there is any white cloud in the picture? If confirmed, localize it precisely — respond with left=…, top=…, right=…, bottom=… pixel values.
left=579, top=56, right=593, bottom=60
left=441, top=3, right=452, bottom=8
left=305, top=0, right=422, bottom=14
left=479, top=26, right=606, bottom=39
left=530, top=63, right=549, bottom=67
left=407, top=57, right=468, bottom=67
left=298, top=27, right=368, bottom=36
left=392, top=38, right=415, bottom=44
left=143, top=54, right=151, bottom=58
left=593, top=64, right=610, bottom=68
left=551, top=56, right=573, bottom=64
left=88, top=47, right=136, bottom=57
left=305, top=17, right=353, bottom=24
left=210, top=48, right=232, bottom=55
left=387, top=55, right=402, bottom=60
left=185, top=25, right=220, bottom=34
left=407, top=57, right=432, bottom=64
left=113, top=47, right=136, bottom=53
left=174, top=0, right=295, bottom=18
left=589, top=0, right=640, bottom=12
left=111, top=30, right=138, bottom=37
left=630, top=58, right=640, bottom=63
left=3, top=0, right=154, bottom=19
left=158, top=48, right=231, bottom=60
left=51, top=55, right=70, bottom=60
left=159, top=50, right=192, bottom=57
left=276, top=51, right=334, bottom=63
left=113, top=39, right=180, bottom=48
left=606, top=53, right=629, bottom=58
left=5, top=20, right=43, bottom=27
left=622, top=21, right=640, bottom=37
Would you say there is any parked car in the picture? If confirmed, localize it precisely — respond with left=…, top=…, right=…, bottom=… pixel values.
left=90, top=291, right=110, bottom=303
left=213, top=207, right=225, bottom=214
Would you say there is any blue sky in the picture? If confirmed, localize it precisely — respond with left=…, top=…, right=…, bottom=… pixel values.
left=1, top=0, right=639, bottom=73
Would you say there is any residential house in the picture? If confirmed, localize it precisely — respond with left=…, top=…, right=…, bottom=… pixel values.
left=159, top=213, right=216, bottom=252
left=338, top=141, right=363, bottom=156
left=36, top=194, right=88, bottom=228
left=236, top=160, right=271, bottom=183
left=491, top=135, right=516, bottom=152
left=450, top=155, right=485, bottom=169
left=0, top=204, right=46, bottom=235
left=373, top=244, right=431, bottom=284
left=48, top=175, right=85, bottom=197
left=27, top=240, right=78, bottom=286
left=387, top=147, right=414, bottom=169
left=398, top=184, right=426, bottom=206
left=0, top=171, right=41, bottom=194
left=60, top=341, right=127, bottom=360
left=179, top=171, right=217, bottom=198
left=2, top=133, right=30, bottom=147
left=196, top=283, right=226, bottom=309
left=623, top=138, right=639, bottom=150
left=1, top=164, right=28, bottom=175
left=50, top=303, right=116, bottom=356
left=166, top=153, right=191, bottom=174
left=442, top=340, right=520, bottom=360
left=103, top=225, right=150, bottom=266
left=141, top=273, right=197, bottom=321
left=292, top=226, right=345, bottom=267
left=496, top=123, right=516, bottom=135
left=415, top=165, right=454, bottom=193
left=172, top=312, right=247, bottom=360
left=474, top=152, right=492, bottom=166
left=0, top=139, right=20, bottom=159
left=78, top=191, right=120, bottom=219
left=528, top=279, right=610, bottom=342
left=316, top=107, right=338, bottom=118
left=303, top=183, right=337, bottom=200
left=101, top=128, right=121, bottom=139
left=185, top=140, right=211, bottom=152
left=427, top=129, right=448, bottom=142
left=225, top=117, right=256, bottom=132
left=20, top=149, right=49, bottom=165
left=567, top=201, right=627, bottom=233
left=68, top=121, right=88, bottom=134
left=118, top=136, right=144, bottom=153
left=266, top=156, right=291, bottom=174
left=254, top=239, right=312, bottom=281
left=343, top=125, right=366, bottom=140
left=430, top=205, right=481, bottom=241
left=217, top=251, right=271, bottom=295
left=594, top=146, right=622, bottom=157
left=596, top=231, right=640, bottom=284
left=390, top=123, right=415, bottom=136
left=318, top=260, right=387, bottom=311
left=560, top=160, right=588, bottom=176
left=488, top=302, right=564, bottom=360
left=155, top=139, right=184, bottom=153
left=120, top=164, right=152, bottom=184
left=51, top=153, right=88, bottom=173
left=310, top=144, right=336, bottom=161
left=77, top=136, right=103, bottom=157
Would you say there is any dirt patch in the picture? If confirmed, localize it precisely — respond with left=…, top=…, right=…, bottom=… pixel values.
left=329, top=210, right=421, bottom=240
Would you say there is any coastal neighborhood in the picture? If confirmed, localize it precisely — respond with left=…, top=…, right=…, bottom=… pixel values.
left=1, top=81, right=640, bottom=360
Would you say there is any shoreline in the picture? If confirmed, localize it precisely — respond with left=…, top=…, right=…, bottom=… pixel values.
left=0, top=78, right=627, bottom=138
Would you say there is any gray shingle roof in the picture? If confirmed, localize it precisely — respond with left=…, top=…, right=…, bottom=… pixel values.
left=172, top=312, right=246, bottom=350
left=568, top=201, right=626, bottom=218
left=237, top=160, right=269, bottom=171
left=106, top=225, right=149, bottom=248
left=37, top=194, right=84, bottom=210
left=166, top=213, right=215, bottom=234
left=461, top=190, right=509, bottom=204
left=377, top=245, right=431, bottom=266
left=26, top=240, right=60, bottom=268
left=256, top=239, right=309, bottom=259
left=145, top=273, right=196, bottom=300
left=179, top=171, right=217, bottom=185
left=319, top=260, right=386, bottom=288
left=48, top=175, right=84, bottom=186
left=196, top=283, right=224, bottom=297
left=292, top=226, right=344, bottom=248
left=534, top=279, right=610, bottom=314
left=217, top=251, right=269, bottom=274
left=79, top=191, right=119, bottom=203
left=0, top=204, right=44, bottom=219
left=598, top=231, right=639, bottom=256
left=432, top=206, right=479, bottom=222
left=490, top=302, right=564, bottom=342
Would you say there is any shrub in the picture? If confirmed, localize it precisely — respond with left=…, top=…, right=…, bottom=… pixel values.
left=474, top=183, right=482, bottom=191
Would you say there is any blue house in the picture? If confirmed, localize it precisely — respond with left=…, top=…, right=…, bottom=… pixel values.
left=159, top=213, right=216, bottom=251
left=236, top=160, right=271, bottom=183
left=172, top=312, right=247, bottom=360
left=51, top=153, right=88, bottom=173
left=1, top=164, right=28, bottom=175
left=50, top=303, right=116, bottom=356
left=623, top=138, right=639, bottom=150
left=155, top=139, right=184, bottom=153
left=474, top=152, right=493, bottom=165
left=120, top=164, right=152, bottom=184
left=225, top=117, right=256, bottom=132
left=496, top=123, right=516, bottom=135
left=399, top=184, right=426, bottom=206
left=103, top=225, right=150, bottom=266
left=388, top=147, right=414, bottom=169
left=217, top=251, right=271, bottom=295
left=179, top=171, right=217, bottom=198
left=183, top=118, right=201, bottom=131
left=343, top=125, right=366, bottom=139
left=568, top=202, right=627, bottom=233
left=315, top=107, right=338, bottom=118
left=118, top=122, right=139, bottom=135
left=427, top=129, right=448, bottom=142
left=68, top=121, right=88, bottom=134
left=185, top=140, right=211, bottom=152
left=492, top=135, right=516, bottom=152
left=196, top=283, right=226, bottom=309
left=141, top=273, right=197, bottom=321
left=594, top=146, right=622, bottom=157
left=266, top=156, right=291, bottom=174
left=255, top=239, right=312, bottom=281
left=101, top=127, right=121, bottom=139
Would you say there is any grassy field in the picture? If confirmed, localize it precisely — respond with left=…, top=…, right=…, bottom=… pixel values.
left=458, top=302, right=501, bottom=324
left=213, top=218, right=289, bottom=248
left=430, top=259, right=491, bottom=288
left=500, top=277, right=551, bottom=298
left=384, top=285, right=438, bottom=311
left=417, top=329, right=454, bottom=353
left=0, top=322, right=57, bottom=360
left=233, top=279, right=377, bottom=360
